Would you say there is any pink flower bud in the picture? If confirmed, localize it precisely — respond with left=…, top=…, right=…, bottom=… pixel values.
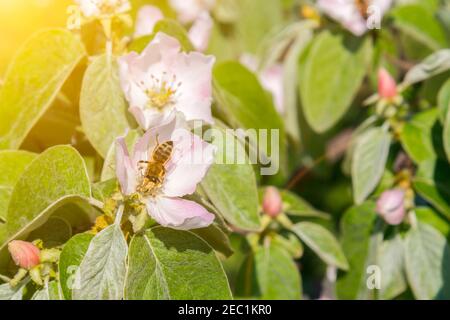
left=8, top=240, right=40, bottom=270
left=378, top=68, right=397, bottom=100
left=262, top=187, right=283, bottom=218
left=376, top=189, right=406, bottom=225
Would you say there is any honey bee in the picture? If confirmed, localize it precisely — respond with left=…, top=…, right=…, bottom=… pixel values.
left=137, top=137, right=174, bottom=196
left=354, top=0, right=370, bottom=19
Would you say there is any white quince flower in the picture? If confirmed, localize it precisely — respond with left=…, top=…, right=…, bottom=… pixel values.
left=169, top=0, right=215, bottom=24
left=134, top=6, right=213, bottom=52
left=115, top=113, right=216, bottom=230
left=119, top=32, right=215, bottom=130
left=317, top=0, right=392, bottom=36
left=75, top=0, right=131, bottom=19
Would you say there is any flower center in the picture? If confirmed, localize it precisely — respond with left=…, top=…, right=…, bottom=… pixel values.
left=142, top=72, right=182, bottom=110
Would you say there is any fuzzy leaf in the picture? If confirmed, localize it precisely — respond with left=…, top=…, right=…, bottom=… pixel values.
left=0, top=29, right=85, bottom=149
left=80, top=54, right=130, bottom=157
left=352, top=127, right=391, bottom=204
left=298, top=31, right=372, bottom=133
left=201, top=126, right=261, bottom=231
left=125, top=227, right=232, bottom=300
left=291, top=222, right=348, bottom=270
left=59, top=233, right=94, bottom=300
left=404, top=222, right=450, bottom=299
left=1, top=146, right=92, bottom=250
left=73, top=222, right=128, bottom=300
left=236, top=241, right=301, bottom=300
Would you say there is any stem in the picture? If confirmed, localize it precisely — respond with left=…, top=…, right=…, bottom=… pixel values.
left=114, top=204, right=125, bottom=225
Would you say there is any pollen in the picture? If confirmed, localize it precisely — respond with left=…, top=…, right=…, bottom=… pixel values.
left=141, top=72, right=182, bottom=110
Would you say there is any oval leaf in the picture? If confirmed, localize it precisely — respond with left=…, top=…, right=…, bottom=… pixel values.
left=0, top=29, right=85, bottom=149
left=59, top=233, right=94, bottom=300
left=352, top=127, right=391, bottom=204
left=404, top=222, right=450, bottom=299
left=291, top=222, right=348, bottom=270
left=80, top=54, right=130, bottom=157
left=2, top=145, right=91, bottom=249
left=125, top=227, right=232, bottom=300
left=201, top=127, right=261, bottom=231
left=298, top=31, right=372, bottom=133
left=236, top=241, right=301, bottom=300
left=73, top=222, right=128, bottom=300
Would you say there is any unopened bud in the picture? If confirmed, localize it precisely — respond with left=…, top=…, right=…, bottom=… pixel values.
left=262, top=187, right=283, bottom=218
left=8, top=240, right=40, bottom=270
left=378, top=68, right=397, bottom=100
left=376, top=189, right=406, bottom=225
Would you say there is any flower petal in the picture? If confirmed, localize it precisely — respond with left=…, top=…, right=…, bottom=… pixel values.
left=115, top=134, right=138, bottom=195
left=134, top=5, right=164, bottom=38
left=169, top=0, right=215, bottom=24
left=146, top=197, right=215, bottom=230
left=172, top=52, right=215, bottom=124
left=163, top=129, right=216, bottom=197
left=188, top=11, right=213, bottom=52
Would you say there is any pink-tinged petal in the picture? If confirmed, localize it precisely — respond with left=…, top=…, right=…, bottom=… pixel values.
left=376, top=189, right=406, bottom=225
left=240, top=53, right=258, bottom=72
left=188, top=11, right=213, bottom=52
left=132, top=112, right=179, bottom=164
left=317, top=0, right=367, bottom=36
left=378, top=68, right=397, bottom=99
left=262, top=187, right=282, bottom=218
left=8, top=240, right=40, bottom=270
left=173, top=52, right=215, bottom=124
left=115, top=134, right=138, bottom=195
left=147, top=197, right=215, bottom=230
left=134, top=5, right=164, bottom=38
left=169, top=0, right=215, bottom=24
left=260, top=64, right=284, bottom=114
left=163, top=130, right=216, bottom=197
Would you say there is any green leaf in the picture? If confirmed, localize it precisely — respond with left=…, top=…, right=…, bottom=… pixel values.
left=401, top=49, right=450, bottom=87
left=404, top=222, right=450, bottom=299
left=391, top=4, right=447, bottom=51
left=213, top=62, right=286, bottom=175
left=234, top=0, right=284, bottom=53
left=298, top=31, right=372, bottom=133
left=0, top=150, right=36, bottom=188
left=236, top=241, right=301, bottom=300
left=336, top=202, right=378, bottom=300
left=191, top=224, right=234, bottom=258
left=73, top=220, right=128, bottom=300
left=129, top=19, right=193, bottom=53
left=0, top=151, right=36, bottom=224
left=0, top=29, right=85, bottom=149
left=280, top=22, right=315, bottom=141
left=125, top=227, right=232, bottom=300
left=59, top=233, right=94, bottom=300
left=352, top=127, right=391, bottom=204
left=378, top=235, right=407, bottom=300
left=201, top=126, right=261, bottom=231
left=280, top=189, right=329, bottom=218
left=0, top=279, right=29, bottom=300
left=415, top=207, right=450, bottom=238
left=291, top=222, right=348, bottom=270
left=80, top=54, right=130, bottom=157
left=444, top=100, right=450, bottom=163
left=400, top=108, right=443, bottom=163
left=31, top=281, right=63, bottom=300
left=92, top=179, right=119, bottom=202
left=414, top=160, right=450, bottom=218
left=438, top=78, right=450, bottom=123
left=1, top=145, right=92, bottom=250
